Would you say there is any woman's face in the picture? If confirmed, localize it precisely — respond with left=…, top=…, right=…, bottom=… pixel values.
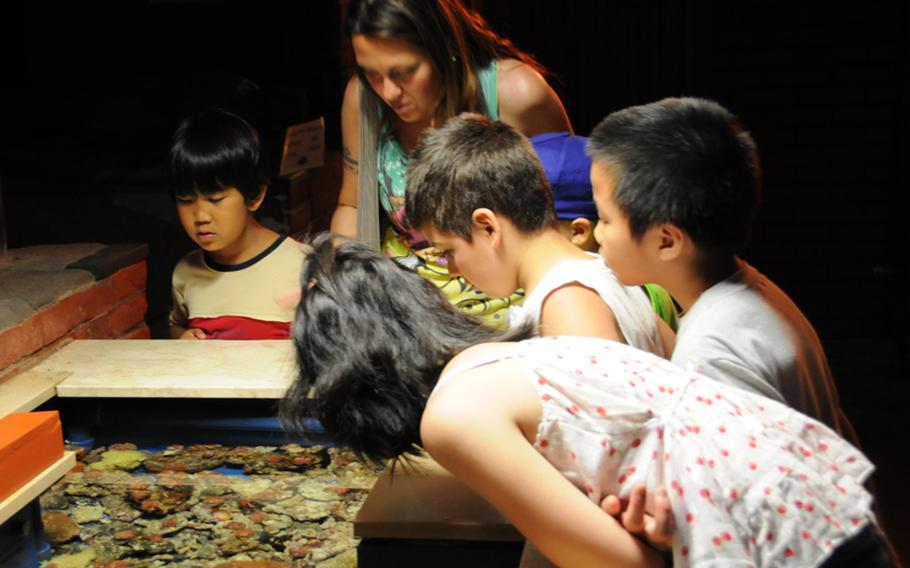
left=352, top=34, right=442, bottom=124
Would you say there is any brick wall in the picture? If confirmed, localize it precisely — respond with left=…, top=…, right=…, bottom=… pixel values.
left=0, top=245, right=150, bottom=383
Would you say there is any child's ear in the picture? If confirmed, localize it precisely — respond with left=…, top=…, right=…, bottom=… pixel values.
left=247, top=185, right=268, bottom=212
left=656, top=223, right=686, bottom=261
left=471, top=208, right=502, bottom=247
left=569, top=218, right=593, bottom=247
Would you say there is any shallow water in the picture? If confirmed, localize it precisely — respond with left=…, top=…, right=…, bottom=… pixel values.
left=39, top=443, right=383, bottom=568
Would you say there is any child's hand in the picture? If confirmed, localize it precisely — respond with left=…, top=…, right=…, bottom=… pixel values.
left=180, top=328, right=207, bottom=340
left=601, top=485, right=674, bottom=551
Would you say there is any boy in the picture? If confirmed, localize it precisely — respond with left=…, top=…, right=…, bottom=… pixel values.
left=166, top=109, right=305, bottom=340
left=405, top=113, right=675, bottom=357
left=531, top=131, right=679, bottom=332
left=586, top=97, right=850, bottom=434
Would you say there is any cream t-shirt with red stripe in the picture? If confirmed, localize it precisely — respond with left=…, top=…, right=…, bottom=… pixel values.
left=169, top=235, right=304, bottom=339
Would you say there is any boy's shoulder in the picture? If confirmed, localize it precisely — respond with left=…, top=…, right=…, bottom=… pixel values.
left=681, top=260, right=820, bottom=353
left=540, top=254, right=604, bottom=277
left=688, top=261, right=797, bottom=322
left=272, top=235, right=308, bottom=261
left=173, top=248, right=206, bottom=273
left=527, top=256, right=610, bottom=302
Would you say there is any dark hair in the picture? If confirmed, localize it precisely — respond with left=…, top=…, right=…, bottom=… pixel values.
left=280, top=233, right=531, bottom=463
left=587, top=97, right=762, bottom=257
left=405, top=113, right=557, bottom=240
left=166, top=108, right=265, bottom=202
left=346, top=0, right=544, bottom=127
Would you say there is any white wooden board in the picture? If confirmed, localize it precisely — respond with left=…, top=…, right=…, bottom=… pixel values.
left=38, top=340, right=296, bottom=399
left=0, top=451, right=76, bottom=525
left=0, top=369, right=72, bottom=418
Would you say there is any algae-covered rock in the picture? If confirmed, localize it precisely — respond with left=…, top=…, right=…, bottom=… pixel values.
left=212, top=562, right=292, bottom=568
left=70, top=504, right=105, bottom=524
left=87, top=537, right=130, bottom=564
left=42, top=511, right=81, bottom=544
left=40, top=489, right=71, bottom=510
left=43, top=443, right=378, bottom=567
left=40, top=548, right=96, bottom=568
left=315, top=548, right=357, bottom=568
left=86, top=450, right=147, bottom=472
left=144, top=444, right=228, bottom=473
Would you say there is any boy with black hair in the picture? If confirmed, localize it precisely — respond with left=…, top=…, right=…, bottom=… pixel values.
left=587, top=97, right=850, bottom=434
left=405, top=113, right=675, bottom=357
left=166, top=108, right=305, bottom=340
left=531, top=131, right=679, bottom=332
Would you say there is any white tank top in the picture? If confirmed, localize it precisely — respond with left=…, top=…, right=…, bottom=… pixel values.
left=509, top=257, right=664, bottom=356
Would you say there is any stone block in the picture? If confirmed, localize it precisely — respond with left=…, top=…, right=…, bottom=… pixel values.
left=66, top=244, right=149, bottom=281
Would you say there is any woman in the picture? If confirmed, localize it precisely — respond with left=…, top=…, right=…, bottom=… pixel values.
left=282, top=234, right=896, bottom=568
left=330, top=0, right=571, bottom=325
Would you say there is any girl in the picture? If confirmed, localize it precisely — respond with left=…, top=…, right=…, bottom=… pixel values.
left=330, top=0, right=571, bottom=326
left=282, top=235, right=895, bottom=568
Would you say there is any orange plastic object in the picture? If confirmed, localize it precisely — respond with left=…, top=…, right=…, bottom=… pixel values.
left=0, top=411, right=64, bottom=502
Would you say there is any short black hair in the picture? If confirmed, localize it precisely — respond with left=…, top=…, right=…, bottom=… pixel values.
left=280, top=233, right=531, bottom=463
left=166, top=108, right=265, bottom=201
left=587, top=97, right=761, bottom=257
left=405, top=113, right=557, bottom=240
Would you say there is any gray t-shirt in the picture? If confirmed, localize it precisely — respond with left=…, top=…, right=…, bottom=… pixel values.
left=671, top=259, right=847, bottom=433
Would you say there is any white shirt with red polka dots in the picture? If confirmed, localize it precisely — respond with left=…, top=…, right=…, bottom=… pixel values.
left=443, top=336, right=875, bottom=567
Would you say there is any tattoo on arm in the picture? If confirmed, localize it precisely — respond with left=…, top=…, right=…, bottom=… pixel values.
left=342, top=146, right=359, bottom=173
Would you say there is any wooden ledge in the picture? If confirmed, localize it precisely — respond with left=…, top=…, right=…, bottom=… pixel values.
left=43, top=340, right=296, bottom=399
left=355, top=456, right=522, bottom=542
left=0, top=451, right=76, bottom=525
left=0, top=369, right=72, bottom=419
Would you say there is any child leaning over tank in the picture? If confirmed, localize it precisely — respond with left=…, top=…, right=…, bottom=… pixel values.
left=586, top=97, right=851, bottom=435
left=404, top=113, right=675, bottom=356
left=530, top=130, right=680, bottom=332
left=281, top=234, right=897, bottom=568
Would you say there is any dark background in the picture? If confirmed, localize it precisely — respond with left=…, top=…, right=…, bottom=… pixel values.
left=1, top=0, right=907, bottom=561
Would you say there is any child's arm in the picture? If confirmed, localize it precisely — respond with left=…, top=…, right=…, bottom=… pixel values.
left=422, top=357, right=664, bottom=568
left=539, top=284, right=624, bottom=340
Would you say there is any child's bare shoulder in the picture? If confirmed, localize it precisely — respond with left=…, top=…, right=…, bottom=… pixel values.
left=444, top=342, right=517, bottom=375
left=540, top=283, right=620, bottom=340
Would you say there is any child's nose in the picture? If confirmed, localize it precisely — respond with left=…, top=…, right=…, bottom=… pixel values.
left=193, top=203, right=212, bottom=224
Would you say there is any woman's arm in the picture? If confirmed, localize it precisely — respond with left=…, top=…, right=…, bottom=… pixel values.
left=497, top=59, right=572, bottom=137
left=421, top=358, right=663, bottom=568
left=330, top=76, right=362, bottom=237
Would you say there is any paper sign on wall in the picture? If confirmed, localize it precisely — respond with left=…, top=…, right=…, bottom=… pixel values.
left=280, top=117, right=325, bottom=175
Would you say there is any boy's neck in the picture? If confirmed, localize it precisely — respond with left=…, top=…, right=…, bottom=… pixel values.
left=207, top=221, right=280, bottom=266
left=666, top=255, right=741, bottom=313
left=513, top=227, right=592, bottom=296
